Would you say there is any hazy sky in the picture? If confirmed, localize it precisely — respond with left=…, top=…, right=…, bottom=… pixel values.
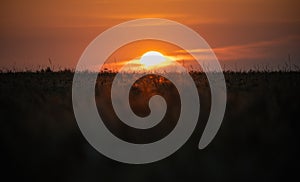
left=1, top=0, right=299, bottom=70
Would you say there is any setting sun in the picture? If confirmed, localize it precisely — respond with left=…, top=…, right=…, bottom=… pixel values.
left=140, top=51, right=166, bottom=67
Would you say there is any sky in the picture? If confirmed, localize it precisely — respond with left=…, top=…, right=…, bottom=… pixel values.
left=0, top=0, right=300, bottom=71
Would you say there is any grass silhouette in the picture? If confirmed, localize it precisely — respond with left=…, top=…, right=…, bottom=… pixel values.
left=0, top=69, right=299, bottom=181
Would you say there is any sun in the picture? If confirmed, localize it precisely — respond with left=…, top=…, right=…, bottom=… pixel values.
left=140, top=51, right=166, bottom=67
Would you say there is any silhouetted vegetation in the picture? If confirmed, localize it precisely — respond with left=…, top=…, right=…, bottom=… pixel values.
left=0, top=70, right=299, bottom=181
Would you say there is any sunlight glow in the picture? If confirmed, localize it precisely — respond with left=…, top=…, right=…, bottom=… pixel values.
left=140, top=51, right=166, bottom=67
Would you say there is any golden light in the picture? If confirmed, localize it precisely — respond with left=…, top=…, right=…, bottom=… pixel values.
left=140, top=51, right=166, bottom=67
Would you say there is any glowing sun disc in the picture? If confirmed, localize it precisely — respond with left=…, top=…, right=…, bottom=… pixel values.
left=140, top=51, right=166, bottom=67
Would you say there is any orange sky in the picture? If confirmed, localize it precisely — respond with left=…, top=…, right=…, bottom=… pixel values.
left=0, top=0, right=300, bottom=70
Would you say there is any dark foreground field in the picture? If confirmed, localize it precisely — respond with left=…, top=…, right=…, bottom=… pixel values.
left=0, top=71, right=299, bottom=181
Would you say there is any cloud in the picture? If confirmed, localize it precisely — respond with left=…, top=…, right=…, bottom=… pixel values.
left=174, top=35, right=300, bottom=62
